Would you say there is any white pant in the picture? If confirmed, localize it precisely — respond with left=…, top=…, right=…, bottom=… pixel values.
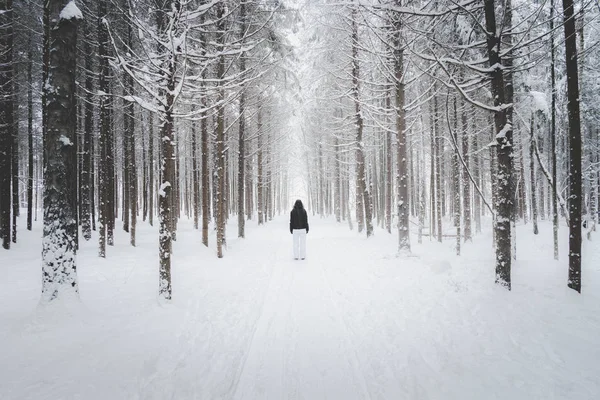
left=292, top=229, right=307, bottom=259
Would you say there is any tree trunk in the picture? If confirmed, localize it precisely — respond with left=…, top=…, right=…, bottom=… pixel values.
left=157, top=5, right=178, bottom=298
left=216, top=2, right=226, bottom=258
left=549, top=0, right=559, bottom=259
left=529, top=116, right=539, bottom=234
left=80, top=21, right=93, bottom=241
left=351, top=7, right=372, bottom=237
left=192, top=119, right=199, bottom=229
left=148, top=111, right=154, bottom=227
left=434, top=95, right=442, bottom=243
left=126, top=80, right=136, bottom=247
left=484, top=0, right=513, bottom=289
left=41, top=0, right=81, bottom=302
left=385, top=91, right=392, bottom=233
left=0, top=0, right=13, bottom=249
left=562, top=0, right=582, bottom=293
left=452, top=97, right=461, bottom=255
left=237, top=5, right=247, bottom=237
left=461, top=99, right=471, bottom=241
left=201, top=92, right=209, bottom=246
left=472, top=128, right=481, bottom=233
left=27, top=29, right=34, bottom=232
left=335, top=135, right=342, bottom=223
left=257, top=108, right=264, bottom=225
left=393, top=23, right=409, bottom=251
left=97, top=0, right=109, bottom=258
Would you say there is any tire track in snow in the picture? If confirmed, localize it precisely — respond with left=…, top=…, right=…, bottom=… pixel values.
left=315, top=243, right=373, bottom=400
left=230, top=227, right=287, bottom=399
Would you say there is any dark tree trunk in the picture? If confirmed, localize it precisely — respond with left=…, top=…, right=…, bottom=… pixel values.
left=97, top=0, right=109, bottom=257
left=148, top=111, right=154, bottom=226
left=562, top=0, right=582, bottom=292
left=126, top=97, right=136, bottom=246
left=11, top=55, right=18, bottom=245
left=41, top=0, right=81, bottom=302
left=201, top=94, right=209, bottom=246
left=0, top=0, right=13, bottom=249
left=157, top=8, right=177, bottom=299
left=27, top=32, right=34, bottom=232
left=550, top=0, right=559, bottom=260
left=124, top=9, right=136, bottom=247
left=80, top=21, right=93, bottom=241
left=192, top=120, right=199, bottom=229
left=142, top=114, right=148, bottom=222
left=484, top=0, right=513, bottom=289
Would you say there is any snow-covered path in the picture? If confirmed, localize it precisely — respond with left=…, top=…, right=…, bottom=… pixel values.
left=232, top=224, right=371, bottom=400
left=1, top=215, right=600, bottom=399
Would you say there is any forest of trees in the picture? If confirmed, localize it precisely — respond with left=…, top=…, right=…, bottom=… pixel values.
left=0, top=0, right=597, bottom=301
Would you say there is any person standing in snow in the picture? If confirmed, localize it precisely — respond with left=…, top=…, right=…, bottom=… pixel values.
left=290, top=199, right=309, bottom=260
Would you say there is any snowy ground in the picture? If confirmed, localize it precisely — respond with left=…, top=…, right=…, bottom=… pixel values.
left=1, top=213, right=599, bottom=400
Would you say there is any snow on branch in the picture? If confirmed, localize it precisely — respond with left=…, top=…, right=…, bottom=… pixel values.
left=60, top=1, right=83, bottom=21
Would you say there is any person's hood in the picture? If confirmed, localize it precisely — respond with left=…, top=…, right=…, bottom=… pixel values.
left=294, top=199, right=304, bottom=209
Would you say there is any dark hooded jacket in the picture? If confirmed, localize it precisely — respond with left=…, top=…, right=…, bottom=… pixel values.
left=290, top=200, right=309, bottom=234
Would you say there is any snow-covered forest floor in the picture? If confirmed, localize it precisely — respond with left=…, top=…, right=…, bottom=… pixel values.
left=1, top=213, right=599, bottom=400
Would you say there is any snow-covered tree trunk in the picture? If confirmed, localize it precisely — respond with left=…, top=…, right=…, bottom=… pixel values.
left=434, top=95, right=442, bottom=243
left=257, top=108, right=264, bottom=225
left=238, top=64, right=246, bottom=238
left=351, top=6, right=373, bottom=238
left=529, top=116, right=539, bottom=235
left=484, top=0, right=513, bottom=289
left=41, top=0, right=82, bottom=302
left=393, top=20, right=409, bottom=251
left=562, top=0, right=582, bottom=293
left=198, top=86, right=208, bottom=245
left=156, top=0, right=180, bottom=300
left=385, top=90, right=392, bottom=234
left=192, top=119, right=199, bottom=230
left=97, top=0, right=109, bottom=258
left=549, top=1, right=559, bottom=258
left=80, top=18, right=93, bottom=241
left=452, top=97, right=461, bottom=255
left=461, top=99, right=472, bottom=242
left=335, top=136, right=342, bottom=223
left=148, top=112, right=154, bottom=227
left=27, top=25, right=34, bottom=233
left=472, top=129, right=482, bottom=234
left=124, top=9, right=137, bottom=247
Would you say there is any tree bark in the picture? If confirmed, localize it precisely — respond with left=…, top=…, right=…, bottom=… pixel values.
left=562, top=0, right=582, bottom=292
left=0, top=0, right=13, bottom=249
left=529, top=116, right=539, bottom=235
left=215, top=2, right=226, bottom=258
left=27, top=27, right=34, bottom=232
left=97, top=0, right=109, bottom=257
left=393, top=22, right=409, bottom=251
left=201, top=92, right=209, bottom=246
left=351, top=7, right=373, bottom=237
left=41, top=0, right=81, bottom=302
left=484, top=0, right=513, bottom=289
left=80, top=20, right=93, bottom=241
